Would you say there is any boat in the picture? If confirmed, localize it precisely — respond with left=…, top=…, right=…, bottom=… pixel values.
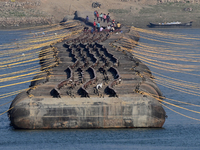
left=147, top=21, right=193, bottom=28
left=8, top=14, right=166, bottom=129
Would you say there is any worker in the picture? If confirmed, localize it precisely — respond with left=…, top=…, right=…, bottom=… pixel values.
left=93, top=19, right=96, bottom=31
left=116, top=22, right=121, bottom=29
left=96, top=22, right=100, bottom=32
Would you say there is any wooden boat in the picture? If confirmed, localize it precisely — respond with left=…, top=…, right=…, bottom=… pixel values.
left=147, top=21, right=193, bottom=28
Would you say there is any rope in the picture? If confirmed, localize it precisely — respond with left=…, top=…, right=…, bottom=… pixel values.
left=0, top=77, right=46, bottom=89
left=133, top=27, right=200, bottom=40
left=162, top=103, right=200, bottom=121
left=0, top=100, right=13, bottom=107
left=136, top=91, right=200, bottom=121
left=0, top=66, right=40, bottom=77
left=156, top=80, right=200, bottom=97
left=0, top=89, right=27, bottom=99
left=0, top=107, right=13, bottom=116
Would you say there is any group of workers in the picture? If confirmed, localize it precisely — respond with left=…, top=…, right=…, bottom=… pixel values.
left=93, top=19, right=121, bottom=33
left=84, top=10, right=121, bottom=33
left=94, top=11, right=110, bottom=23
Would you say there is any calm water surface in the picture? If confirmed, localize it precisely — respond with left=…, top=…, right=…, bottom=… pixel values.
left=0, top=28, right=199, bottom=150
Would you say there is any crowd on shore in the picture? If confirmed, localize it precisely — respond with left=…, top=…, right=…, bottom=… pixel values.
left=85, top=10, right=121, bottom=33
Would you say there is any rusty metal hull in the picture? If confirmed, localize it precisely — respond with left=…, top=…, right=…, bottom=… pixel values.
left=9, top=93, right=165, bottom=129
left=8, top=20, right=166, bottom=129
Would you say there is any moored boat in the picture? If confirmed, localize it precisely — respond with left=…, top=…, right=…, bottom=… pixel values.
left=147, top=21, right=193, bottom=28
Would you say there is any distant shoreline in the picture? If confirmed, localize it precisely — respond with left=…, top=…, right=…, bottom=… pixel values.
left=1, top=0, right=200, bottom=29
left=0, top=16, right=55, bottom=30
left=0, top=16, right=200, bottom=30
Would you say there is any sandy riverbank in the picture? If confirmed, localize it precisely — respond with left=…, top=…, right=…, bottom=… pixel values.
left=0, top=0, right=200, bottom=29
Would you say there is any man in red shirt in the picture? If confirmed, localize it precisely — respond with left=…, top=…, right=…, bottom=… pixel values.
left=96, top=12, right=99, bottom=21
left=93, top=19, right=96, bottom=31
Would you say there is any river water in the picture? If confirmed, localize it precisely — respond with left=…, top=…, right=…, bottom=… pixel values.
left=0, top=28, right=199, bottom=150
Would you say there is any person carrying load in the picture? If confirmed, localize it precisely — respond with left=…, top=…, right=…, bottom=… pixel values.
left=116, top=22, right=121, bottom=29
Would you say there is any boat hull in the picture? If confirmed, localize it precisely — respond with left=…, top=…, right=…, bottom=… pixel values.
left=147, top=22, right=192, bottom=28
left=9, top=92, right=166, bottom=129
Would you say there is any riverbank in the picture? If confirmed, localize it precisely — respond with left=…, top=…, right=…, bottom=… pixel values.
left=116, top=2, right=200, bottom=28
left=0, top=0, right=200, bottom=29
